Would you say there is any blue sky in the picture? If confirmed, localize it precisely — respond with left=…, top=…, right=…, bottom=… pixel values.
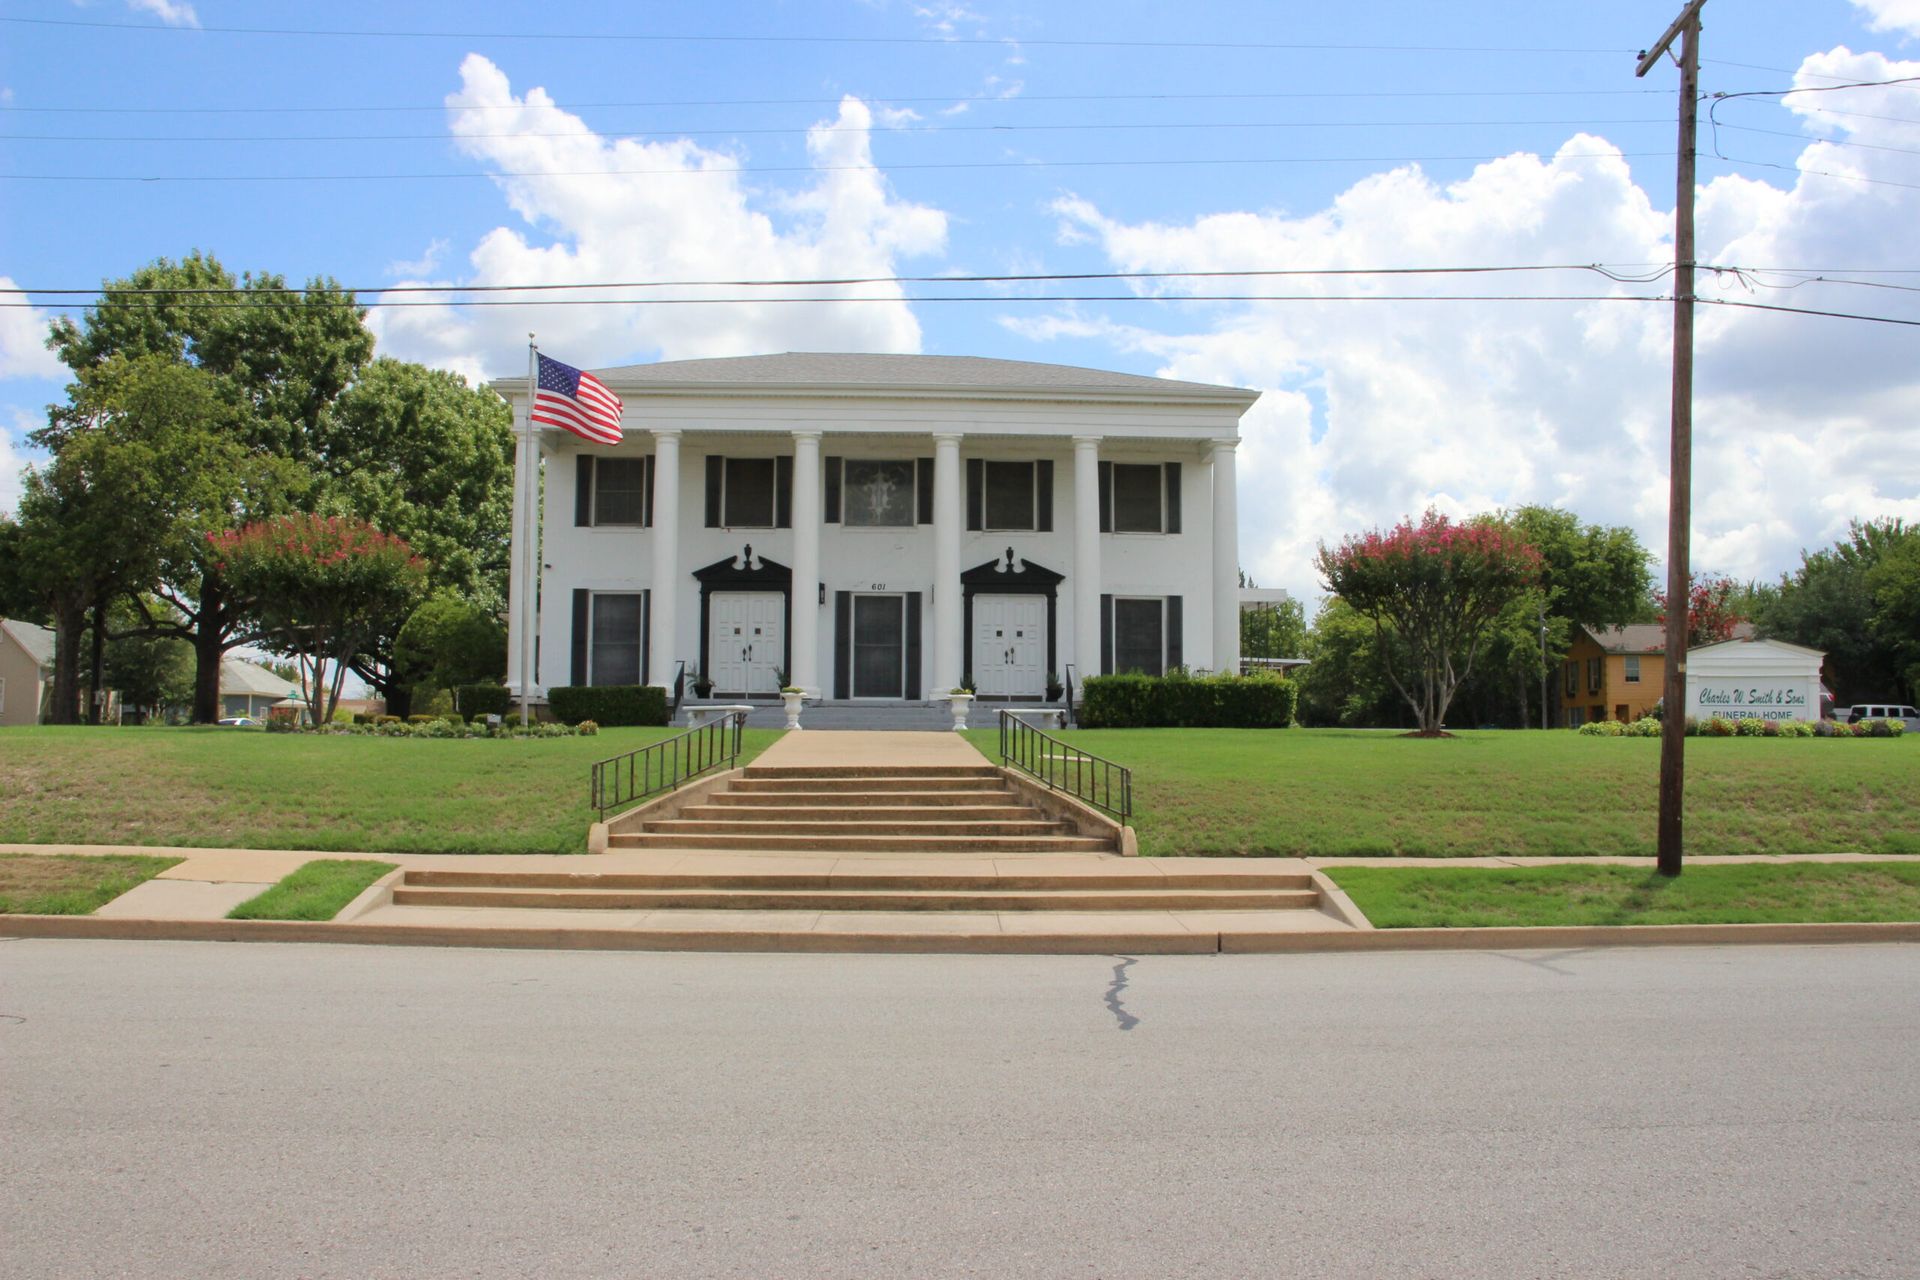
left=4, top=0, right=1919, bottom=602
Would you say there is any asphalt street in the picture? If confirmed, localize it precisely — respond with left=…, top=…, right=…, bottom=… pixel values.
left=3, top=939, right=1916, bottom=1278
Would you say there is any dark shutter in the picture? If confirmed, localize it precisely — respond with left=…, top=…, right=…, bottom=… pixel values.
left=833, top=592, right=852, bottom=699
left=640, top=589, right=652, bottom=685
left=904, top=592, right=923, bottom=700
left=824, top=456, right=842, bottom=523
left=1165, top=463, right=1182, bottom=534
left=1100, top=593, right=1114, bottom=675
left=570, top=590, right=590, bottom=686
left=775, top=454, right=793, bottom=529
left=916, top=458, right=934, bottom=525
left=574, top=456, right=594, bottom=527
left=1166, top=596, right=1183, bottom=672
left=1097, top=461, right=1113, bottom=533
left=641, top=454, right=655, bottom=528
left=1036, top=459, right=1054, bottom=532
left=966, top=458, right=984, bottom=531
left=704, top=455, right=723, bottom=527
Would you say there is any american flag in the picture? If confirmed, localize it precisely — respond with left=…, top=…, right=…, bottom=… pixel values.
left=531, top=352, right=624, bottom=444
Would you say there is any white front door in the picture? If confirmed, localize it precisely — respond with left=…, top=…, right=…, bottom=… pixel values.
left=710, top=592, right=784, bottom=694
left=973, top=594, right=1045, bottom=697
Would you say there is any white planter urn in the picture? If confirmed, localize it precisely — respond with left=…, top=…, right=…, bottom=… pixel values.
left=781, top=690, right=806, bottom=730
left=947, top=691, right=975, bottom=731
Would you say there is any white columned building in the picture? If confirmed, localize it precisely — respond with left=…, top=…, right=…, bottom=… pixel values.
left=499, top=353, right=1263, bottom=707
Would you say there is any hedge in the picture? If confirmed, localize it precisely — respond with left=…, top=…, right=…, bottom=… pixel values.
left=454, top=683, right=513, bottom=718
left=1078, top=671, right=1298, bottom=728
left=545, top=684, right=670, bottom=727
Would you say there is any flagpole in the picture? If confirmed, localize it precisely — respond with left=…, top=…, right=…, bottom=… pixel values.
left=519, top=337, right=537, bottom=729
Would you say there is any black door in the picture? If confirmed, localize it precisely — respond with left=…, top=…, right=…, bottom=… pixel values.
left=852, top=595, right=905, bottom=698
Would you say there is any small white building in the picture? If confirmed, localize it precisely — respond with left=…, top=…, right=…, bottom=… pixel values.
left=1684, top=637, right=1825, bottom=722
left=494, top=353, right=1257, bottom=703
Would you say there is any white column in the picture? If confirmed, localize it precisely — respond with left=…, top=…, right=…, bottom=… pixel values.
left=932, top=433, right=964, bottom=695
left=506, top=406, right=536, bottom=700
left=1211, top=438, right=1241, bottom=674
left=789, top=430, right=822, bottom=696
left=1073, top=435, right=1103, bottom=679
left=649, top=429, right=682, bottom=688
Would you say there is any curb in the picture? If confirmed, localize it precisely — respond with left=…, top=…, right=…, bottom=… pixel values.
left=5, top=914, right=1918, bottom=956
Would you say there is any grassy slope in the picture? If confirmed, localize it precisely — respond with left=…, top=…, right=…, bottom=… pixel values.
left=228, top=858, right=399, bottom=920
left=1325, top=862, right=1920, bottom=927
left=962, top=727, right=1920, bottom=857
left=0, top=853, right=183, bottom=914
left=0, top=726, right=780, bottom=856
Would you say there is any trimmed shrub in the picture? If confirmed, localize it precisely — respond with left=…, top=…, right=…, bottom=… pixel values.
left=441, top=713, right=465, bottom=727
left=406, top=714, right=438, bottom=725
left=1627, top=716, right=1662, bottom=737
left=375, top=715, right=402, bottom=725
left=455, top=683, right=513, bottom=718
left=1078, top=671, right=1297, bottom=729
left=1735, top=716, right=1766, bottom=737
left=546, top=684, right=670, bottom=727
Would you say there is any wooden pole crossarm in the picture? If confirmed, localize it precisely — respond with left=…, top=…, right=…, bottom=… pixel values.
left=1636, top=0, right=1707, bottom=77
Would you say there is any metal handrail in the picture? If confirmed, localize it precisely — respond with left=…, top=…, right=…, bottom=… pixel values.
left=589, top=708, right=746, bottom=818
left=1063, top=663, right=1078, bottom=728
left=996, top=708, right=1132, bottom=823
left=669, top=660, right=689, bottom=718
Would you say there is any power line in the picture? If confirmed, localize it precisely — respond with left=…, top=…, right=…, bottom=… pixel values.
left=0, top=87, right=1676, bottom=116
left=0, top=116, right=1678, bottom=145
left=0, top=15, right=1636, bottom=55
left=0, top=148, right=1672, bottom=183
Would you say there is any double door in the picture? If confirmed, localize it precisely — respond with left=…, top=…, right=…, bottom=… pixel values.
left=973, top=594, right=1045, bottom=698
left=710, top=592, right=784, bottom=695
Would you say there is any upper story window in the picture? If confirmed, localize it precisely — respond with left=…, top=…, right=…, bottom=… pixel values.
left=576, top=455, right=653, bottom=528
left=1565, top=660, right=1578, bottom=697
left=703, top=455, right=792, bottom=529
left=1097, top=461, right=1182, bottom=535
left=965, top=459, right=1056, bottom=532
left=1624, top=655, right=1641, bottom=683
left=1587, top=657, right=1603, bottom=693
left=844, top=459, right=918, bottom=528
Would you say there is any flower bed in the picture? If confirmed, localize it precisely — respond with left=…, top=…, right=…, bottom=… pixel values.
left=1578, top=715, right=1903, bottom=738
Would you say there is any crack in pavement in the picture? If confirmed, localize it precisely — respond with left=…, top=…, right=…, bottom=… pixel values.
left=1104, top=956, right=1140, bottom=1031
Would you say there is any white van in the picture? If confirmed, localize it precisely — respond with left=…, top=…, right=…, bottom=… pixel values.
left=1846, top=703, right=1920, bottom=730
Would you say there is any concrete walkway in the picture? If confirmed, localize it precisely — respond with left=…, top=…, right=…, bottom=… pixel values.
left=750, top=727, right=993, bottom=769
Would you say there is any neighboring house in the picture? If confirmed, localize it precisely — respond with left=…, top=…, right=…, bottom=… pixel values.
left=495, top=353, right=1257, bottom=702
left=1562, top=624, right=1667, bottom=728
left=1562, top=621, right=1760, bottom=726
left=219, top=658, right=304, bottom=720
left=0, top=618, right=56, bottom=726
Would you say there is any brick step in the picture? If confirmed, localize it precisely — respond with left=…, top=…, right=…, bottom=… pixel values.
left=679, top=804, right=1047, bottom=823
left=389, top=886, right=1322, bottom=912
left=729, top=775, right=1005, bottom=794
left=607, top=832, right=1115, bottom=853
left=403, top=869, right=1317, bottom=892
left=742, top=764, right=1003, bottom=780
left=708, top=790, right=1019, bottom=808
left=644, top=818, right=1072, bottom=837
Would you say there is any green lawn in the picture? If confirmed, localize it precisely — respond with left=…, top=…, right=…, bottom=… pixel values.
left=228, top=858, right=399, bottom=920
left=962, top=727, right=1920, bottom=857
left=1325, top=861, right=1920, bottom=927
left=0, top=852, right=183, bottom=914
left=0, top=726, right=780, bottom=856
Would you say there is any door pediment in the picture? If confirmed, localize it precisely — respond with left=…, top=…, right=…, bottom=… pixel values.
left=960, top=554, right=1064, bottom=590
left=693, top=551, right=792, bottom=588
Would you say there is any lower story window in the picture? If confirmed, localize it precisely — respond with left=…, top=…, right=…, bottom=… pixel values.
left=1113, top=597, right=1165, bottom=676
left=591, top=593, right=644, bottom=686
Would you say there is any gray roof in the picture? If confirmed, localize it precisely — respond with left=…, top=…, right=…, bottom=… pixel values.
left=581, top=352, right=1256, bottom=400
left=0, top=618, right=55, bottom=669
left=1585, top=624, right=1668, bottom=655
left=220, top=657, right=303, bottom=700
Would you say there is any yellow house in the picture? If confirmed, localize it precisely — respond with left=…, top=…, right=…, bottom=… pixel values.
left=1561, top=624, right=1666, bottom=727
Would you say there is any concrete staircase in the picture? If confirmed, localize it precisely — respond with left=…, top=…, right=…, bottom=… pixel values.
left=607, top=762, right=1116, bottom=856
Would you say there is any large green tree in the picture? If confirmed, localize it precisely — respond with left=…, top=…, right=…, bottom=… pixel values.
left=1504, top=506, right=1653, bottom=728
left=319, top=359, right=515, bottom=713
left=393, top=591, right=508, bottom=704
left=39, top=252, right=372, bottom=722
left=1755, top=519, right=1916, bottom=704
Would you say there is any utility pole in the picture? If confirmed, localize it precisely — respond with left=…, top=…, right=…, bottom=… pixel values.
left=1639, top=0, right=1705, bottom=878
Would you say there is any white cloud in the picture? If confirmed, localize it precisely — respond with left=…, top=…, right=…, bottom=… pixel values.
left=369, top=56, right=948, bottom=380
left=1031, top=47, right=1920, bottom=601
left=0, top=280, right=63, bottom=381
left=386, top=238, right=450, bottom=279
left=1851, top=0, right=1920, bottom=36
left=0, top=407, right=36, bottom=518
left=125, top=0, right=198, bottom=27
